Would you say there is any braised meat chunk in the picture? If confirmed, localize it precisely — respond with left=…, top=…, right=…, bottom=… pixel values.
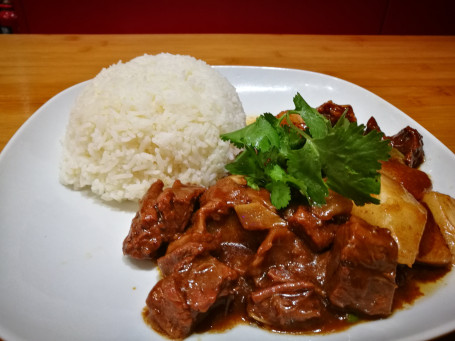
left=326, top=216, right=398, bottom=316
left=157, top=229, right=218, bottom=277
left=248, top=281, right=323, bottom=329
left=364, top=117, right=425, bottom=168
left=123, top=180, right=205, bottom=259
left=251, top=227, right=329, bottom=289
left=194, top=175, right=275, bottom=229
left=157, top=175, right=272, bottom=278
left=285, top=190, right=352, bottom=252
left=389, top=126, right=425, bottom=168
left=247, top=227, right=329, bottom=329
left=317, top=100, right=357, bottom=125
left=207, top=213, right=266, bottom=275
left=365, top=117, right=425, bottom=168
left=145, top=256, right=238, bottom=339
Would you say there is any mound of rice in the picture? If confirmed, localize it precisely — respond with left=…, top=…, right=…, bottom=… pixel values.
left=59, top=53, right=245, bottom=201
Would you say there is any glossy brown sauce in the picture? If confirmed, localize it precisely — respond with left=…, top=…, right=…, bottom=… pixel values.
left=142, top=264, right=450, bottom=338
left=393, top=264, right=450, bottom=311
left=193, top=298, right=354, bottom=335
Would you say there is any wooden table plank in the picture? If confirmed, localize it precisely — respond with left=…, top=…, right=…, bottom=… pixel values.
left=1, top=34, right=455, bottom=154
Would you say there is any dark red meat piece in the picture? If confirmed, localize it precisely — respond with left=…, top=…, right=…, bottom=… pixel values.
left=317, top=100, right=357, bottom=125
left=389, top=126, right=425, bottom=168
left=248, top=281, right=322, bottom=328
left=145, top=256, right=238, bottom=339
left=122, top=180, right=205, bottom=259
left=285, top=191, right=352, bottom=252
left=326, top=216, right=398, bottom=316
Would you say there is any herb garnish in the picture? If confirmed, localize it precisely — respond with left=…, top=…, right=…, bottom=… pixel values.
left=221, top=93, right=391, bottom=209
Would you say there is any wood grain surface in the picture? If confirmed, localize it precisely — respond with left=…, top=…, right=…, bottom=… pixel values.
left=1, top=34, right=455, bottom=154
left=0, top=34, right=454, bottom=340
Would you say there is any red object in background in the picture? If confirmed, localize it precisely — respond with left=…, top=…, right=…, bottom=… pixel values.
left=8, top=0, right=455, bottom=34
left=11, top=0, right=389, bottom=34
left=0, top=0, right=18, bottom=33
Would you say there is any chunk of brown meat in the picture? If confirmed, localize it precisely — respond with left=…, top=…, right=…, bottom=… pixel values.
left=157, top=229, right=218, bottom=277
left=247, top=227, right=329, bottom=328
left=285, top=190, right=352, bottom=251
left=365, top=116, right=382, bottom=134
left=207, top=213, right=266, bottom=275
left=158, top=177, right=270, bottom=277
left=364, top=117, right=425, bottom=169
left=317, top=100, right=357, bottom=125
left=326, top=216, right=398, bottom=316
left=123, top=180, right=205, bottom=259
left=248, top=281, right=322, bottom=328
left=192, top=175, right=275, bottom=232
left=389, top=126, right=425, bottom=168
left=145, top=256, right=238, bottom=339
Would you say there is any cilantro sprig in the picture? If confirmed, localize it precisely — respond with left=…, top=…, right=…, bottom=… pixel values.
left=220, top=93, right=391, bottom=209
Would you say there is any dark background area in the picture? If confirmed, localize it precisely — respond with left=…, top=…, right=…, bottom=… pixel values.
left=4, top=0, right=455, bottom=35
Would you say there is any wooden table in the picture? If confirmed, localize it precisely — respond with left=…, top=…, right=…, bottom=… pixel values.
left=1, top=34, right=455, bottom=154
left=1, top=34, right=454, bottom=341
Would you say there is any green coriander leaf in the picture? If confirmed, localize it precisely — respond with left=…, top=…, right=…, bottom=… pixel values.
left=221, top=93, right=391, bottom=209
left=220, top=115, right=280, bottom=152
left=246, top=176, right=260, bottom=190
left=259, top=146, right=284, bottom=170
left=265, top=163, right=288, bottom=182
left=291, top=93, right=330, bottom=139
left=262, top=112, right=281, bottom=127
left=266, top=180, right=291, bottom=209
left=287, top=142, right=329, bottom=205
left=314, top=118, right=391, bottom=205
left=265, top=162, right=309, bottom=208
left=224, top=147, right=265, bottom=188
left=278, top=113, right=306, bottom=156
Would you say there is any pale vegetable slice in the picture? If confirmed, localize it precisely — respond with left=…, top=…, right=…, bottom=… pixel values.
left=234, top=202, right=287, bottom=230
left=416, top=211, right=452, bottom=266
left=422, top=191, right=455, bottom=264
left=351, top=174, right=427, bottom=267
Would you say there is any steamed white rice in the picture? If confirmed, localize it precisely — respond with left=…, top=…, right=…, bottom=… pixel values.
left=59, top=53, right=245, bottom=201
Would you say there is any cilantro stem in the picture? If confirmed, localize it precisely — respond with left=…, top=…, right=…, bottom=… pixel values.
left=283, top=111, right=312, bottom=141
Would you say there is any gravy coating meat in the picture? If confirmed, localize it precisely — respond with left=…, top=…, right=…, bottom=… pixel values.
left=123, top=180, right=205, bottom=259
left=146, top=255, right=238, bottom=339
left=123, top=101, right=454, bottom=339
left=366, top=116, right=425, bottom=168
left=123, top=176, right=402, bottom=339
left=326, top=216, right=398, bottom=316
left=317, top=100, right=357, bottom=125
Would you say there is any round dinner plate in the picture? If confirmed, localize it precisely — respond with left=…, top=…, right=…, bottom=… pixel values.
left=0, top=66, right=454, bottom=341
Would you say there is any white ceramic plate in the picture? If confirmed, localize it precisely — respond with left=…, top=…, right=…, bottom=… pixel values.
left=0, top=66, right=454, bottom=341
